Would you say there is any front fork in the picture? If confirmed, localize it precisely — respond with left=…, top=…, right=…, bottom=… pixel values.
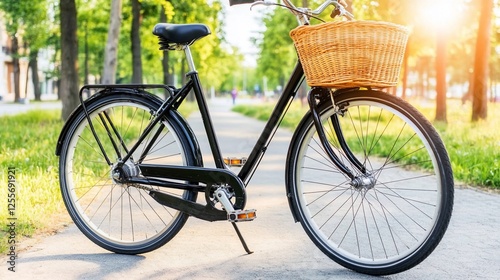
left=307, top=88, right=375, bottom=189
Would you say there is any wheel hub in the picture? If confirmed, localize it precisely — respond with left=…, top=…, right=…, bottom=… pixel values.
left=112, top=159, right=140, bottom=184
left=351, top=173, right=376, bottom=191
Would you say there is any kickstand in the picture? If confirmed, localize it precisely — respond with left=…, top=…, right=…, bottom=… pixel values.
left=231, top=222, right=253, bottom=254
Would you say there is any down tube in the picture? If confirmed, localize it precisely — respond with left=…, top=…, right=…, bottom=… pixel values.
left=238, top=62, right=305, bottom=186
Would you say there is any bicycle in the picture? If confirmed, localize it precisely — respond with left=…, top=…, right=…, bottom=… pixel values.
left=55, top=0, right=454, bottom=276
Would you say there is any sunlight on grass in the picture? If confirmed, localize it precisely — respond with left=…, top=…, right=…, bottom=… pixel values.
left=0, top=110, right=65, bottom=253
left=421, top=100, right=500, bottom=187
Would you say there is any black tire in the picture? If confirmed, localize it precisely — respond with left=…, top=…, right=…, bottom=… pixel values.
left=59, top=92, right=198, bottom=254
left=287, top=89, right=454, bottom=275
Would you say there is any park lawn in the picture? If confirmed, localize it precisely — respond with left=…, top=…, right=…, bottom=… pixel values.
left=0, top=110, right=64, bottom=254
left=233, top=98, right=500, bottom=189
left=0, top=101, right=197, bottom=253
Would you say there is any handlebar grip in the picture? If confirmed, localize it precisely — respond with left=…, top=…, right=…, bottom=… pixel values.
left=229, top=0, right=255, bottom=6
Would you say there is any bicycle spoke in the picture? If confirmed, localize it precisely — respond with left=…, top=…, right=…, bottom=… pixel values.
left=367, top=192, right=420, bottom=244
left=141, top=153, right=182, bottom=162
left=374, top=184, right=435, bottom=219
left=305, top=182, right=351, bottom=211
left=316, top=189, right=353, bottom=231
left=377, top=173, right=436, bottom=186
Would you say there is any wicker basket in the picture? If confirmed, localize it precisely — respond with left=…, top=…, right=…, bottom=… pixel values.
left=290, top=20, right=409, bottom=88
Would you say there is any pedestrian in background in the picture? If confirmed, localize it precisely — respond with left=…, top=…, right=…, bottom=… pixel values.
left=231, top=88, right=238, bottom=105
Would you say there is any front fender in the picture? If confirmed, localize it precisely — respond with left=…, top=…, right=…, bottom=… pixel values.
left=285, top=88, right=360, bottom=222
left=285, top=109, right=314, bottom=223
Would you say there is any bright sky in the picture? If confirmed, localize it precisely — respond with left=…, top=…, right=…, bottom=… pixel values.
left=222, top=2, right=264, bottom=67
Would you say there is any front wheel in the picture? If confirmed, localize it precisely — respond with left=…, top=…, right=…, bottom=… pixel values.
left=58, top=92, right=198, bottom=254
left=286, top=89, right=454, bottom=275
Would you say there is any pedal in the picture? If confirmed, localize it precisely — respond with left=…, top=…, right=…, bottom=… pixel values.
left=228, top=209, right=256, bottom=222
left=223, top=157, right=247, bottom=167
left=213, top=187, right=256, bottom=222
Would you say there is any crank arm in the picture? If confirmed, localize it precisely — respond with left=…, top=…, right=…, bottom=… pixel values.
left=149, top=189, right=227, bottom=221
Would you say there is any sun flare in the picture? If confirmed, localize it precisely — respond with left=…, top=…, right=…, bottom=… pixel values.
left=417, top=0, right=461, bottom=31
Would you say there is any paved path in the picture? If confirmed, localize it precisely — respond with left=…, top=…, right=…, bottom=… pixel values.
left=2, top=97, right=499, bottom=279
left=0, top=101, right=62, bottom=116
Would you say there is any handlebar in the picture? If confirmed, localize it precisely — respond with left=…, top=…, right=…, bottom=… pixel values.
left=228, top=0, right=255, bottom=5
left=229, top=0, right=353, bottom=24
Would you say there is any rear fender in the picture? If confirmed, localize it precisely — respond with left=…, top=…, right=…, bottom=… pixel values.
left=54, top=88, right=202, bottom=167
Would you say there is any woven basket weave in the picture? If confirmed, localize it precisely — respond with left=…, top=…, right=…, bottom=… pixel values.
left=290, top=20, right=409, bottom=88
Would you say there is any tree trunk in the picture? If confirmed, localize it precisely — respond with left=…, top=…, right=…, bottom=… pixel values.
left=160, top=5, right=173, bottom=91
left=12, top=36, right=20, bottom=102
left=102, top=0, right=122, bottom=84
left=401, top=37, right=410, bottom=100
left=84, top=21, right=89, bottom=85
left=435, top=31, right=447, bottom=122
left=29, top=50, right=42, bottom=101
left=471, top=0, right=493, bottom=121
left=131, top=0, right=143, bottom=83
left=60, top=0, right=79, bottom=120
left=416, top=58, right=424, bottom=98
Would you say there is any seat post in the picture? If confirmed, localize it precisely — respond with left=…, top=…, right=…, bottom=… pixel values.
left=184, top=46, right=197, bottom=72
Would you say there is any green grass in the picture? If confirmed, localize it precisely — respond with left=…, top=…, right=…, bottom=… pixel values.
left=233, top=98, right=500, bottom=189
left=0, top=102, right=198, bottom=253
left=0, top=110, right=64, bottom=253
left=417, top=100, right=500, bottom=188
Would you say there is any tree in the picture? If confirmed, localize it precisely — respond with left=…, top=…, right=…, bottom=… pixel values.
left=256, top=7, right=297, bottom=91
left=168, top=0, right=231, bottom=90
left=159, top=3, right=174, bottom=86
left=471, top=0, right=493, bottom=121
left=0, top=0, right=28, bottom=102
left=0, top=0, right=54, bottom=102
left=60, top=0, right=79, bottom=120
left=102, top=0, right=122, bottom=84
left=24, top=1, right=50, bottom=101
left=435, top=29, right=447, bottom=122
left=131, top=0, right=143, bottom=83
left=78, top=0, right=109, bottom=85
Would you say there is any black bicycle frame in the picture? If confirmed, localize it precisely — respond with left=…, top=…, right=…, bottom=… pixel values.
left=133, top=62, right=307, bottom=187
left=237, top=63, right=306, bottom=185
left=79, top=60, right=360, bottom=221
left=162, top=61, right=360, bottom=186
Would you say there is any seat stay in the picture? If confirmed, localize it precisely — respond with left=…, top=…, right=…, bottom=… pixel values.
left=119, top=81, right=193, bottom=164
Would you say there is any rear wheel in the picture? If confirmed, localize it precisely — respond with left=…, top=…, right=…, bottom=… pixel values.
left=59, top=93, right=197, bottom=254
left=287, top=89, right=454, bottom=275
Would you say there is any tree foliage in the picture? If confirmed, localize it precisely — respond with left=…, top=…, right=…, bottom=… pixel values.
left=0, top=0, right=498, bottom=123
left=0, top=0, right=51, bottom=101
left=256, top=7, right=297, bottom=91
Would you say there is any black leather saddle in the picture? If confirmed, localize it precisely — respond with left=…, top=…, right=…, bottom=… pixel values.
left=153, top=23, right=211, bottom=50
